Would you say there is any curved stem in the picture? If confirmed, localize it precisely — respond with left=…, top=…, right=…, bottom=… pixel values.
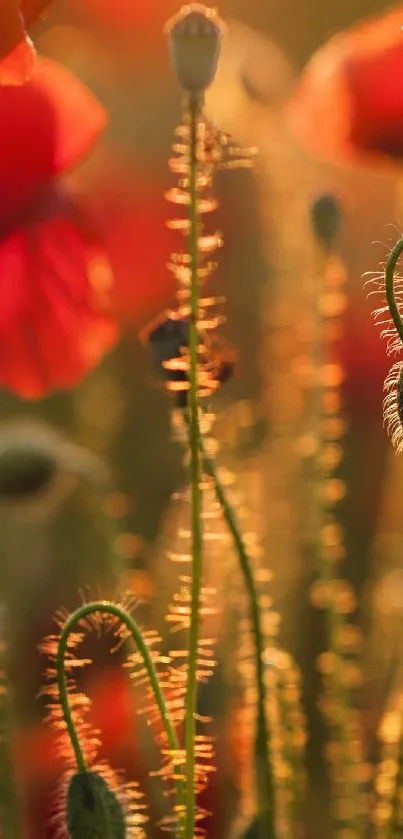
left=198, top=434, right=275, bottom=839
left=385, top=237, right=403, bottom=345
left=56, top=601, right=185, bottom=836
left=184, top=94, right=203, bottom=839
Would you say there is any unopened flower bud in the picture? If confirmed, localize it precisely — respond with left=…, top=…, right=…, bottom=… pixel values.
left=310, top=193, right=343, bottom=247
left=166, top=3, right=225, bottom=95
left=67, top=771, right=125, bottom=839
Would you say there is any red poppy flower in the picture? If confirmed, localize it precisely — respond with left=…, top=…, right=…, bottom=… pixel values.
left=0, top=0, right=51, bottom=85
left=0, top=56, right=117, bottom=398
left=285, top=6, right=403, bottom=166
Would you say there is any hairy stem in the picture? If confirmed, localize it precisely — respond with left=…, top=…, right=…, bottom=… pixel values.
left=184, top=94, right=203, bottom=839
left=310, top=242, right=363, bottom=837
left=385, top=237, right=403, bottom=345
left=198, top=434, right=275, bottom=838
left=56, top=601, right=185, bottom=836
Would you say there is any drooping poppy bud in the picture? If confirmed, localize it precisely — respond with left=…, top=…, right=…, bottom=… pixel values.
left=166, top=3, right=225, bottom=95
left=67, top=771, right=126, bottom=839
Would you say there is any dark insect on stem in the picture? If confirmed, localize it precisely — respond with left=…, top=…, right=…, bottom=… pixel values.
left=145, top=314, right=236, bottom=406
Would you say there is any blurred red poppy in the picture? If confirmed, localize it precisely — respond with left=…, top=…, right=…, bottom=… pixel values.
left=79, top=160, right=178, bottom=330
left=69, top=0, right=179, bottom=70
left=285, top=6, right=403, bottom=166
left=0, top=56, right=118, bottom=398
left=73, top=0, right=175, bottom=34
left=0, top=0, right=50, bottom=85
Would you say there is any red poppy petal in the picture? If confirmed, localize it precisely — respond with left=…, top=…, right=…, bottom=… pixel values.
left=0, top=209, right=117, bottom=399
left=285, top=5, right=403, bottom=166
left=0, top=0, right=24, bottom=58
left=285, top=46, right=353, bottom=164
left=81, top=165, right=178, bottom=328
left=0, top=0, right=49, bottom=85
left=0, top=35, right=35, bottom=85
left=106, top=199, right=177, bottom=327
left=31, top=58, right=108, bottom=173
left=0, top=58, right=107, bottom=224
left=347, top=41, right=403, bottom=157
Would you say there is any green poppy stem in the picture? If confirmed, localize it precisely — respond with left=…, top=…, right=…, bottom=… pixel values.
left=184, top=93, right=203, bottom=839
left=197, top=434, right=276, bottom=839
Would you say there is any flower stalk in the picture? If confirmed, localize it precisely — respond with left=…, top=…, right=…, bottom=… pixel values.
left=197, top=433, right=275, bottom=837
left=184, top=93, right=204, bottom=839
left=309, top=200, right=365, bottom=837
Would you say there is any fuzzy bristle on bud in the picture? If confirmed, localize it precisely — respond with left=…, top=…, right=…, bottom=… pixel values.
left=383, top=362, right=403, bottom=453
left=365, top=246, right=403, bottom=453
left=67, top=771, right=125, bottom=839
left=166, top=4, right=225, bottom=95
left=41, top=599, right=153, bottom=838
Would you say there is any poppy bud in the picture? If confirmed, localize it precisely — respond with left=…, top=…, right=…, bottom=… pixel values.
left=166, top=3, right=225, bottom=96
left=67, top=771, right=126, bottom=839
left=0, top=421, right=106, bottom=515
left=310, top=194, right=342, bottom=248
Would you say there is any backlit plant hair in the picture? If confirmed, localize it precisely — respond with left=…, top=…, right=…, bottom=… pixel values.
left=157, top=6, right=275, bottom=839
left=41, top=597, right=186, bottom=838
left=38, top=6, right=290, bottom=839
left=367, top=236, right=403, bottom=452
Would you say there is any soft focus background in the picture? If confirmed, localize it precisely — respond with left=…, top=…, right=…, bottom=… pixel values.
left=3, top=1, right=403, bottom=837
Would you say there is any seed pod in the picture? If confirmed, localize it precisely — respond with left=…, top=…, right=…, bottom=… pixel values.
left=166, top=3, right=225, bottom=95
left=67, top=771, right=126, bottom=839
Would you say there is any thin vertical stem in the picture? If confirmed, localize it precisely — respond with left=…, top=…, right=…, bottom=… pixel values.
left=197, top=435, right=276, bottom=838
left=184, top=94, right=203, bottom=839
left=310, top=243, right=363, bottom=837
